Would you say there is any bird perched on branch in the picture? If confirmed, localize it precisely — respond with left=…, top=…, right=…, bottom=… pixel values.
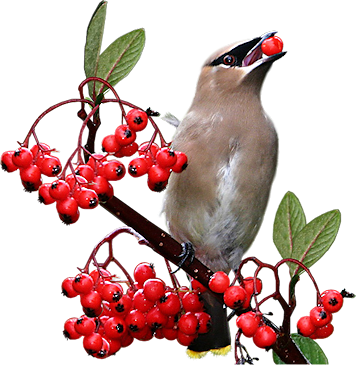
left=163, top=31, right=286, bottom=356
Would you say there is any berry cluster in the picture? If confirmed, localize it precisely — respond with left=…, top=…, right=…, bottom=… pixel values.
left=1, top=108, right=187, bottom=225
left=62, top=262, right=211, bottom=359
left=297, top=289, right=346, bottom=340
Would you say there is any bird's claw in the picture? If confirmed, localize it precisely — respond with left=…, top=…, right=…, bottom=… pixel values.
left=171, top=241, right=195, bottom=274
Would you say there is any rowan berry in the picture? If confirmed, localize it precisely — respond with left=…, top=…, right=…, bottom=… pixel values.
left=102, top=134, right=121, bottom=154
left=86, top=154, right=107, bottom=175
left=12, top=147, right=33, bottom=168
left=61, top=277, right=79, bottom=298
left=104, top=316, right=128, bottom=339
left=56, top=197, right=79, bottom=216
left=63, top=317, right=82, bottom=340
left=191, top=278, right=207, bottom=293
left=182, top=291, right=204, bottom=312
left=83, top=332, right=103, bottom=355
left=321, top=290, right=344, bottom=313
left=177, top=330, right=197, bottom=346
left=195, top=311, right=212, bottom=334
left=110, top=294, right=133, bottom=317
left=126, top=108, right=148, bottom=132
left=147, top=164, right=170, bottom=184
left=91, top=176, right=113, bottom=202
left=72, top=273, right=94, bottom=294
left=1, top=151, right=18, bottom=172
left=253, top=325, right=277, bottom=348
left=100, top=282, right=123, bottom=303
left=20, top=164, right=42, bottom=191
left=147, top=178, right=168, bottom=192
left=92, top=337, right=110, bottom=359
left=118, top=142, right=138, bottom=157
left=314, top=323, right=334, bottom=339
left=309, top=306, right=332, bottom=327
left=58, top=209, right=80, bottom=225
left=102, top=160, right=126, bottom=181
left=236, top=311, right=261, bottom=338
left=80, top=290, right=102, bottom=310
left=138, top=141, right=160, bottom=158
left=133, top=262, right=156, bottom=285
left=120, top=333, right=134, bottom=348
left=126, top=309, right=147, bottom=332
left=30, top=143, right=51, bottom=157
left=171, top=151, right=188, bottom=173
left=243, top=276, right=263, bottom=296
left=146, top=307, right=168, bottom=330
left=157, top=291, right=181, bottom=316
left=75, top=164, right=95, bottom=182
left=89, top=268, right=112, bottom=283
left=223, top=285, right=247, bottom=309
left=297, top=316, right=316, bottom=337
left=75, top=188, right=99, bottom=209
left=39, top=155, right=62, bottom=176
left=156, top=147, right=177, bottom=168
left=128, top=157, right=149, bottom=177
left=261, top=36, right=283, bottom=56
left=115, top=124, right=137, bottom=146
left=178, top=312, right=199, bottom=335
left=106, top=337, right=122, bottom=356
left=38, top=183, right=56, bottom=205
left=133, top=289, right=155, bottom=312
left=162, top=327, right=178, bottom=341
left=143, top=278, right=166, bottom=302
left=74, top=315, right=96, bottom=336
left=208, top=271, right=230, bottom=293
left=50, top=180, right=70, bottom=200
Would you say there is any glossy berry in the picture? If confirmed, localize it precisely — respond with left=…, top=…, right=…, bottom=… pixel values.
left=147, top=178, right=168, bottom=192
left=102, top=134, right=121, bottom=154
left=177, top=331, right=197, bottom=346
left=104, top=316, right=127, bottom=339
left=171, top=151, right=188, bottom=173
left=146, top=307, right=168, bottom=330
left=86, top=154, right=107, bottom=175
left=80, top=290, right=102, bottom=310
left=195, top=311, right=212, bottom=334
left=191, top=278, right=207, bottom=293
left=208, top=271, right=230, bottom=293
left=1, top=151, right=18, bottom=172
left=147, top=164, right=170, bottom=184
left=92, top=338, right=110, bottom=359
left=12, top=147, right=33, bottom=168
left=182, top=291, right=204, bottom=312
left=61, top=277, right=79, bottom=298
left=39, top=155, right=62, bottom=176
left=102, top=160, right=126, bottom=181
left=72, top=273, right=94, bottom=295
left=75, top=164, right=95, bottom=182
left=156, top=147, right=177, bottom=168
left=297, top=316, right=316, bottom=337
left=133, top=289, right=155, bottom=312
left=56, top=197, right=79, bottom=216
left=115, top=124, right=137, bottom=146
left=106, top=337, right=122, bottom=356
left=83, top=333, right=103, bottom=355
left=128, top=157, right=149, bottom=177
left=117, top=142, right=138, bottom=157
left=21, top=175, right=42, bottom=192
left=20, top=164, right=42, bottom=189
left=74, top=315, right=96, bottom=336
left=143, top=278, right=166, bottom=302
left=243, top=276, right=263, bottom=296
left=309, top=306, right=333, bottom=328
left=253, top=325, right=277, bottom=348
left=178, top=312, right=199, bottom=335
left=30, top=143, right=51, bottom=157
left=261, top=36, right=283, bottom=56
left=126, top=109, right=148, bottom=132
left=63, top=318, right=82, bottom=340
left=38, top=183, right=56, bottom=205
left=224, top=285, right=247, bottom=309
left=110, top=294, right=133, bottom=317
left=91, top=176, right=113, bottom=202
left=100, top=282, right=123, bottom=303
left=76, top=188, right=99, bottom=209
left=236, top=311, right=261, bottom=338
left=157, top=292, right=181, bottom=316
left=138, top=141, right=160, bottom=159
left=321, top=290, right=344, bottom=313
left=126, top=309, right=147, bottom=332
left=133, top=262, right=156, bottom=285
left=50, top=180, right=70, bottom=200
left=58, top=209, right=80, bottom=225
left=314, top=323, right=334, bottom=339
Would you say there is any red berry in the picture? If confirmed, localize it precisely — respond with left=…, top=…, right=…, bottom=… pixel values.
left=182, top=291, right=204, bottom=312
left=236, top=311, right=261, bottom=338
left=75, top=164, right=95, bottom=182
left=143, top=278, right=166, bottom=302
left=146, top=307, right=168, bottom=330
left=195, top=312, right=212, bottom=334
left=243, top=276, right=263, bottom=296
left=80, top=291, right=102, bottom=310
left=65, top=174, right=88, bottom=190
left=86, top=154, right=107, bottom=175
left=102, top=160, right=126, bottom=181
left=191, top=278, right=207, bottom=294
left=83, top=332, right=103, bottom=355
left=89, top=268, right=112, bottom=282
left=38, top=183, right=56, bottom=205
left=20, top=164, right=42, bottom=186
left=76, top=188, right=99, bottom=209
left=177, top=330, right=197, bottom=346
left=91, top=176, right=113, bottom=202
left=56, top=197, right=79, bottom=216
left=92, top=337, right=110, bottom=359
left=253, top=325, right=277, bottom=348
left=50, top=180, right=70, bottom=200
left=106, top=337, right=122, bottom=356
left=100, top=282, right=123, bottom=303
left=72, top=273, right=94, bottom=294
left=147, top=164, right=170, bottom=184
left=128, top=157, right=149, bottom=177
left=171, top=151, right=188, bottom=173
left=261, top=36, right=283, bottom=56
left=224, top=285, right=247, bottom=309
left=104, top=316, right=128, bottom=339
left=157, top=292, right=182, bottom=316
left=39, top=155, right=62, bottom=176
left=58, top=209, right=80, bottom=225
left=115, top=124, right=137, bottom=146
left=138, top=141, right=160, bottom=158
left=30, top=143, right=51, bottom=157
left=314, top=323, right=334, bottom=339
left=297, top=316, right=316, bottom=337
left=61, top=277, right=79, bottom=298
left=110, top=294, right=133, bottom=317
left=126, top=309, right=147, bottom=332
left=12, top=147, right=33, bottom=168
left=63, top=318, right=82, bottom=340
left=102, top=134, right=121, bottom=154
left=321, top=290, right=344, bottom=313
left=162, top=328, right=178, bottom=341
left=156, top=147, right=177, bottom=168
left=74, top=315, right=96, bottom=336
left=118, top=142, right=138, bottom=157
left=208, top=271, right=230, bottom=293
left=309, top=306, right=333, bottom=328
left=126, top=109, right=148, bottom=132
left=178, top=312, right=199, bottom=335
left=133, top=289, right=155, bottom=312
left=147, top=178, right=168, bottom=192
left=133, top=263, right=156, bottom=285
left=1, top=151, right=18, bottom=172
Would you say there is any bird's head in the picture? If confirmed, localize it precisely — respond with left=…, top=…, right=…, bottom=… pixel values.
left=197, top=31, right=286, bottom=99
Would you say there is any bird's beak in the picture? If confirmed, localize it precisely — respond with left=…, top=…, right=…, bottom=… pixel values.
left=241, top=31, right=286, bottom=68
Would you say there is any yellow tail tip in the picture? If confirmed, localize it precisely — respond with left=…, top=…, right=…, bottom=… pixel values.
left=210, top=345, right=231, bottom=356
left=186, top=349, right=208, bottom=359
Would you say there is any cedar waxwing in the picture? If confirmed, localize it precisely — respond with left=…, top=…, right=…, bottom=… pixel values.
left=163, top=31, right=286, bottom=355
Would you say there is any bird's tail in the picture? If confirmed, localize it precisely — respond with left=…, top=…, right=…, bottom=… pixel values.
left=187, top=290, right=231, bottom=357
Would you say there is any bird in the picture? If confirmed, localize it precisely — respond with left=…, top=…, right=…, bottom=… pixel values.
left=163, top=31, right=286, bottom=355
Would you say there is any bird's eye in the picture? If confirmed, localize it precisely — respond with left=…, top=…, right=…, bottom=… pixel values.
left=223, top=55, right=235, bottom=66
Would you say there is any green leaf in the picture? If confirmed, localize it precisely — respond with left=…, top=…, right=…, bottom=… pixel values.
left=273, top=192, right=306, bottom=260
left=273, top=333, right=328, bottom=364
left=95, top=28, right=145, bottom=94
left=84, top=1, right=108, bottom=98
left=289, top=209, right=341, bottom=276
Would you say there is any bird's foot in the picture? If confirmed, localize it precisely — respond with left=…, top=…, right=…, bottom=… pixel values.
left=171, top=241, right=195, bottom=274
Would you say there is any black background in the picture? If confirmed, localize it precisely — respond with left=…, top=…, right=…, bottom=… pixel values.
left=0, top=0, right=356, bottom=364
